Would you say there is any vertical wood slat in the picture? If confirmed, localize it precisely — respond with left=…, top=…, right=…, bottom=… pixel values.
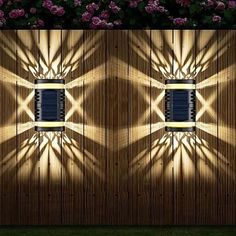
left=150, top=30, right=168, bottom=225
left=106, top=30, right=118, bottom=225
left=0, top=30, right=18, bottom=225
left=61, top=29, right=73, bottom=225
left=218, top=30, right=236, bottom=224
left=196, top=30, right=218, bottom=225
left=116, top=30, right=129, bottom=225
left=105, top=30, right=129, bottom=224
left=92, top=31, right=106, bottom=225
left=128, top=30, right=151, bottom=225
left=161, top=30, right=175, bottom=225
left=70, top=30, right=85, bottom=225
left=16, top=30, right=38, bottom=225
left=172, top=30, right=196, bottom=225
left=226, top=30, right=236, bottom=224
left=37, top=30, right=63, bottom=225
left=61, top=30, right=85, bottom=225
left=217, top=30, right=229, bottom=225
left=83, top=31, right=106, bottom=224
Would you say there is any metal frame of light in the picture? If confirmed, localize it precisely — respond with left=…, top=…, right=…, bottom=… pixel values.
left=165, top=79, right=196, bottom=132
left=35, top=79, right=65, bottom=132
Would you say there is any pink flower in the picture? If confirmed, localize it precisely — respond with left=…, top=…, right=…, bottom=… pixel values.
left=109, top=1, right=121, bottom=13
left=98, top=20, right=107, bottom=28
left=106, top=22, right=114, bottom=29
left=173, top=17, right=187, bottom=26
left=9, top=11, right=18, bottom=19
left=50, top=5, right=65, bottom=16
left=82, top=11, right=92, bottom=22
left=9, top=9, right=25, bottom=19
left=30, top=7, right=37, bottom=14
left=0, top=0, right=3, bottom=7
left=42, top=0, right=53, bottom=9
left=100, top=10, right=110, bottom=20
left=0, top=10, right=4, bottom=18
left=156, top=6, right=165, bottom=12
left=74, top=0, right=82, bottom=7
left=212, top=15, right=221, bottom=22
left=86, top=3, right=99, bottom=13
left=92, top=16, right=101, bottom=26
left=37, top=19, right=45, bottom=27
left=206, top=0, right=214, bottom=7
left=145, top=5, right=155, bottom=13
left=145, top=0, right=159, bottom=13
left=0, top=17, right=5, bottom=27
left=18, top=9, right=25, bottom=17
left=176, top=0, right=191, bottom=6
left=228, top=0, right=236, bottom=8
left=113, top=19, right=122, bottom=26
left=215, top=1, right=225, bottom=10
left=51, top=6, right=59, bottom=14
left=56, top=6, right=65, bottom=16
left=129, top=1, right=138, bottom=8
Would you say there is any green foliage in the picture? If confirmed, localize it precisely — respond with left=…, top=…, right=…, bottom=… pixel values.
left=0, top=0, right=235, bottom=28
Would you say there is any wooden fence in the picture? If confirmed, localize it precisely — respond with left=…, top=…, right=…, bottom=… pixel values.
left=0, top=30, right=235, bottom=225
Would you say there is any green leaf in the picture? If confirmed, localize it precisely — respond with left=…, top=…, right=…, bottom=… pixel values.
left=66, top=0, right=74, bottom=8
left=76, top=8, right=84, bottom=16
left=118, top=10, right=125, bottom=19
left=224, top=10, right=233, bottom=23
left=189, top=3, right=202, bottom=15
left=138, top=2, right=146, bottom=12
left=129, top=18, right=136, bottom=26
left=35, top=0, right=43, bottom=8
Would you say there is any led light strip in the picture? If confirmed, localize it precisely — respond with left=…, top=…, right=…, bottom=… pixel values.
left=165, top=122, right=196, bottom=128
left=165, top=84, right=196, bottom=90
left=35, top=122, right=65, bottom=127
left=35, top=83, right=65, bottom=89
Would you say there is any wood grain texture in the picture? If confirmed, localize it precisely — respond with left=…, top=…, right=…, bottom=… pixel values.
left=0, top=30, right=236, bottom=225
left=0, top=30, right=18, bottom=225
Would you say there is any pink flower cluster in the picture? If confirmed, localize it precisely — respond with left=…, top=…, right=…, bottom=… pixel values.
left=201, top=0, right=236, bottom=23
left=109, top=1, right=121, bottom=13
left=128, top=0, right=143, bottom=8
left=173, top=17, right=187, bottom=26
left=9, top=9, right=25, bottom=19
left=30, top=7, right=37, bottom=14
left=82, top=2, right=99, bottom=22
left=212, top=15, right=222, bottom=22
left=202, top=0, right=236, bottom=10
left=42, top=0, right=65, bottom=16
left=145, top=0, right=167, bottom=14
left=228, top=0, right=236, bottom=8
left=82, top=1, right=121, bottom=28
left=0, top=0, right=235, bottom=28
left=74, top=0, right=82, bottom=7
left=176, top=0, right=191, bottom=6
left=0, top=9, right=5, bottom=27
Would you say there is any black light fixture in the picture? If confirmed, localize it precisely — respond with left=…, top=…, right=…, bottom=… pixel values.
left=165, top=79, right=196, bottom=132
left=35, top=79, right=65, bottom=132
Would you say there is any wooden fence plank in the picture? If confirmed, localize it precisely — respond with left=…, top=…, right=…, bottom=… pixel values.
left=62, top=30, right=85, bottom=225
left=196, top=30, right=218, bottom=225
left=217, top=30, right=236, bottom=224
left=16, top=30, right=38, bottom=225
left=0, top=30, right=18, bottom=225
left=83, top=31, right=106, bottom=224
left=172, top=30, right=196, bottom=225
left=128, top=30, right=151, bottom=225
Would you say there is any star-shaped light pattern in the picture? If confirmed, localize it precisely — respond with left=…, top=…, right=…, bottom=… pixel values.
left=0, top=30, right=235, bottom=186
